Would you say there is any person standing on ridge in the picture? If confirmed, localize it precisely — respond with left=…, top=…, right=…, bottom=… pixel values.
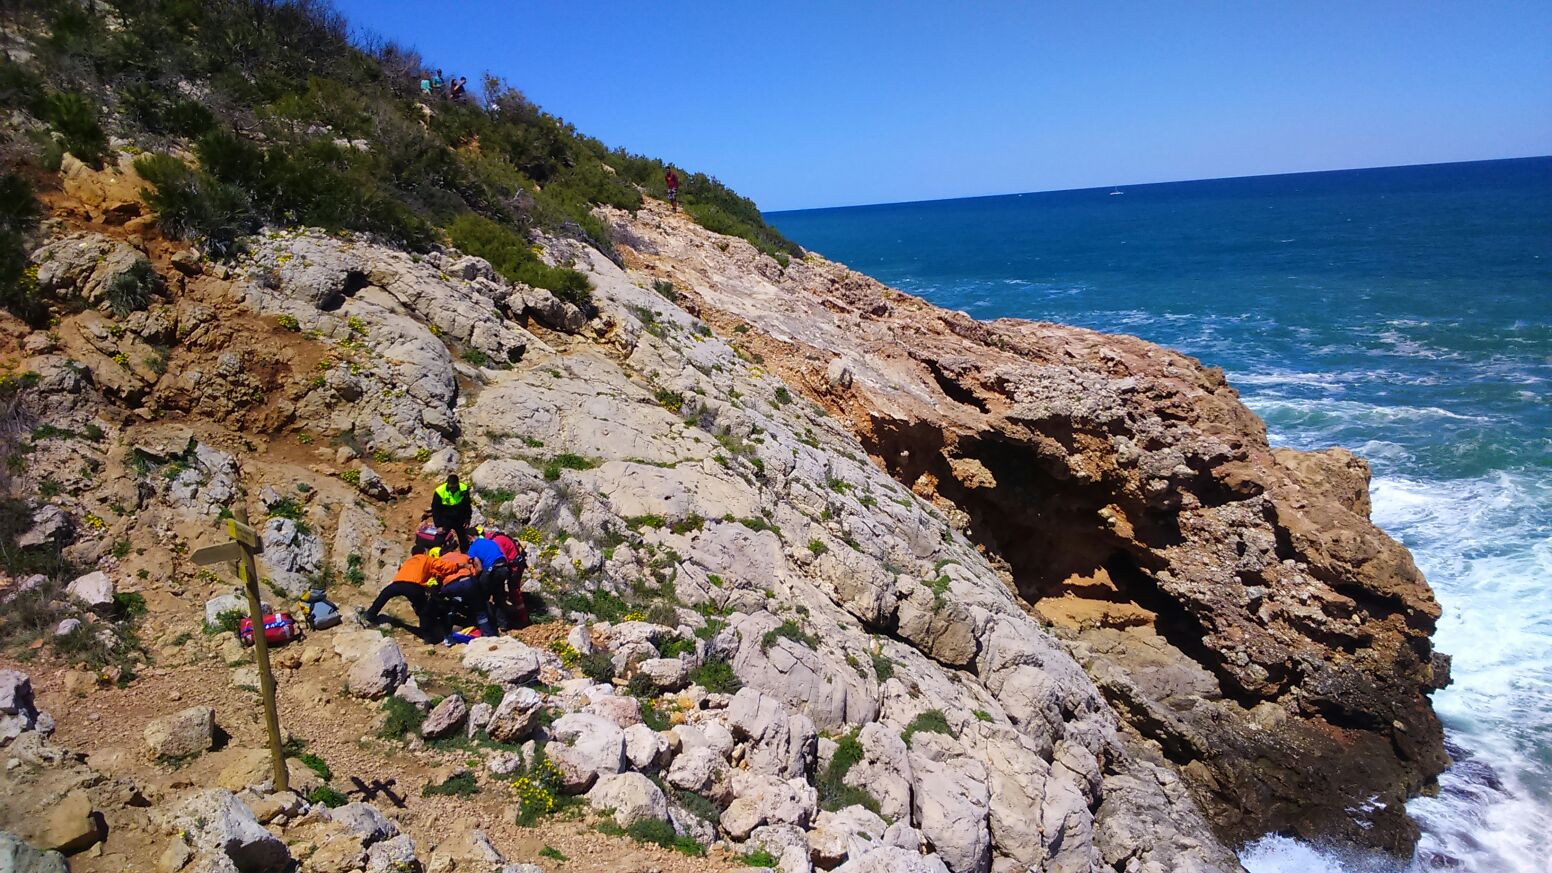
left=430, top=68, right=445, bottom=94
left=431, top=474, right=472, bottom=550
left=665, top=168, right=679, bottom=210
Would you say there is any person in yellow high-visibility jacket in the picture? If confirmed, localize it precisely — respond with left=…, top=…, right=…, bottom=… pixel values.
left=430, top=474, right=472, bottom=550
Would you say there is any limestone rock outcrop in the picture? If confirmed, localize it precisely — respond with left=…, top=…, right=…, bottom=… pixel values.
left=612, top=200, right=1450, bottom=852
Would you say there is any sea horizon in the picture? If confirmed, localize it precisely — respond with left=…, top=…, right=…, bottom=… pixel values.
left=766, top=154, right=1551, bottom=215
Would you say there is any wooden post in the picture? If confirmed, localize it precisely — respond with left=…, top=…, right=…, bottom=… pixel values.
left=231, top=507, right=288, bottom=794
left=194, top=506, right=288, bottom=793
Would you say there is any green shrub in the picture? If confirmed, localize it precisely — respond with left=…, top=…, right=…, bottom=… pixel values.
left=113, top=591, right=147, bottom=618
left=105, top=260, right=159, bottom=317
left=598, top=817, right=704, bottom=856
left=481, top=684, right=506, bottom=708
left=121, top=83, right=215, bottom=137
left=538, top=846, right=567, bottom=861
left=579, top=651, right=615, bottom=684
left=687, top=657, right=741, bottom=694
left=870, top=652, right=894, bottom=682
left=445, top=213, right=592, bottom=306
left=422, top=771, right=478, bottom=797
left=307, top=785, right=348, bottom=807
left=134, top=154, right=256, bottom=256
left=205, top=608, right=245, bottom=635
left=541, top=452, right=597, bottom=481
left=378, top=696, right=425, bottom=738
left=42, top=91, right=107, bottom=167
left=298, top=752, right=332, bottom=781
left=653, top=388, right=684, bottom=413
left=762, top=619, right=817, bottom=653
left=818, top=729, right=879, bottom=813
left=902, top=709, right=954, bottom=746
left=742, top=849, right=778, bottom=866
left=0, top=171, right=43, bottom=326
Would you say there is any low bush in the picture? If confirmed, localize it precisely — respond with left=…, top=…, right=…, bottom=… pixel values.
left=0, top=171, right=44, bottom=325
left=902, top=709, right=954, bottom=745
left=422, top=771, right=478, bottom=797
left=307, top=785, right=348, bottom=808
left=298, top=752, right=332, bottom=781
left=134, top=154, right=256, bottom=257
left=687, top=656, right=741, bottom=694
left=105, top=259, right=159, bottom=317
left=42, top=91, right=107, bottom=167
left=818, top=729, right=880, bottom=813
left=378, top=696, right=425, bottom=738
left=445, top=214, right=592, bottom=306
left=579, top=651, right=615, bottom=684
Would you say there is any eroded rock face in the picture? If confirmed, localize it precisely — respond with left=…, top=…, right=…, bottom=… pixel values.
left=613, top=201, right=1449, bottom=853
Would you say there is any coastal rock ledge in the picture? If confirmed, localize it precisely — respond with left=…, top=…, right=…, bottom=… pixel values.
left=617, top=201, right=1451, bottom=853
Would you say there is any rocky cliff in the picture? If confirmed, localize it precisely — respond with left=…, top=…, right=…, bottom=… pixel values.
left=0, top=107, right=1446, bottom=873
left=611, top=202, right=1453, bottom=852
left=0, top=158, right=1250, bottom=872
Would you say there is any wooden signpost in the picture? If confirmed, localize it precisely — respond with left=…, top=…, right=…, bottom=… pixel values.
left=192, top=505, right=288, bottom=793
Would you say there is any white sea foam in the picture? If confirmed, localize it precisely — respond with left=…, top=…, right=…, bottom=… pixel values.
left=1245, top=470, right=1552, bottom=872
left=1243, top=396, right=1491, bottom=426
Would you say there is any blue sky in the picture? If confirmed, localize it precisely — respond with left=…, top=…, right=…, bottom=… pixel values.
left=333, top=1, right=1552, bottom=211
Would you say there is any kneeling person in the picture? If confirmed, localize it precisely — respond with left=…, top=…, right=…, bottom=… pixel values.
left=362, top=548, right=440, bottom=640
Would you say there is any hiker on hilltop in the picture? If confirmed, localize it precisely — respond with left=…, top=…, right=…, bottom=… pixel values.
left=665, top=168, right=680, bottom=210
left=430, top=474, right=472, bottom=550
left=449, top=76, right=467, bottom=101
left=430, top=68, right=445, bottom=94
left=419, top=73, right=432, bottom=97
left=361, top=546, right=440, bottom=641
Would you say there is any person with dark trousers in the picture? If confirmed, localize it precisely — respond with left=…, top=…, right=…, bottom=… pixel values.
left=468, top=530, right=512, bottom=632
left=430, top=546, right=492, bottom=639
left=362, top=547, right=440, bottom=640
left=665, top=168, right=679, bottom=209
left=488, top=528, right=528, bottom=628
left=431, top=474, right=472, bottom=550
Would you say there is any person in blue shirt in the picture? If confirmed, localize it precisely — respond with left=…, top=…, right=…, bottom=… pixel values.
left=468, top=529, right=512, bottom=633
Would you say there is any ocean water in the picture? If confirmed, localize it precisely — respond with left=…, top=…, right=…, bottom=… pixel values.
left=768, top=158, right=1552, bottom=872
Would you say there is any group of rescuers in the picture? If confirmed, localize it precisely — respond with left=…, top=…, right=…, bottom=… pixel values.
left=360, top=473, right=529, bottom=643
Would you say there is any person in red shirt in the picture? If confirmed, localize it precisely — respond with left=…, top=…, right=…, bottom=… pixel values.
left=362, top=547, right=440, bottom=640
left=665, top=168, right=679, bottom=210
left=486, top=528, right=529, bottom=629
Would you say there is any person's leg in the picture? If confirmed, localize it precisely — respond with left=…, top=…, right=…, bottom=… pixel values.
left=506, top=567, right=528, bottom=628
left=440, top=577, right=494, bottom=636
left=364, top=582, right=418, bottom=621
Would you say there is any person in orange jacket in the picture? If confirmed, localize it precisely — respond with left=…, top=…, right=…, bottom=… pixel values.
left=362, top=546, right=440, bottom=640
left=429, top=546, right=495, bottom=639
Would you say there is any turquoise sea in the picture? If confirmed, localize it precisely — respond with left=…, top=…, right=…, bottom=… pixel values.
left=769, top=157, right=1552, bottom=872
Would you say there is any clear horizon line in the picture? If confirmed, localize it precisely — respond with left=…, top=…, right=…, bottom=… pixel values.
left=764, top=153, right=1550, bottom=215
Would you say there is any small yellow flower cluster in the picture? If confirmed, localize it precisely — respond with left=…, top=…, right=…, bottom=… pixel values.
left=112, top=353, right=129, bottom=367
left=549, top=641, right=580, bottom=667
left=509, top=772, right=557, bottom=819
left=85, top=513, right=107, bottom=530
left=622, top=610, right=647, bottom=622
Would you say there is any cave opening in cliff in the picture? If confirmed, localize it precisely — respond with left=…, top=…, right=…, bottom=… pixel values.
left=863, top=416, right=1278, bottom=708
